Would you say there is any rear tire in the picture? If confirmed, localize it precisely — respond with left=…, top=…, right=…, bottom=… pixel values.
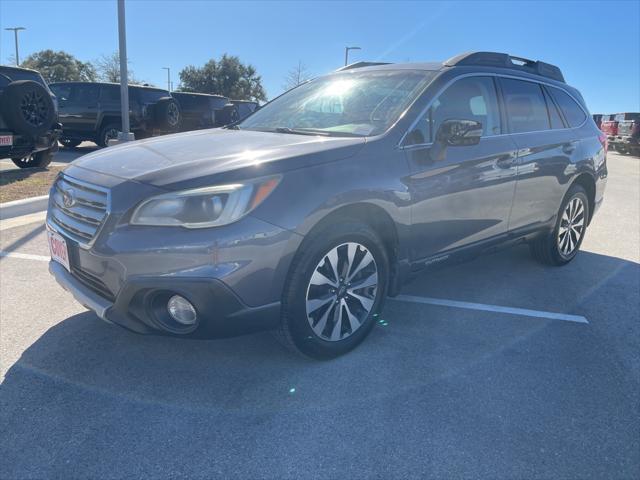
left=153, top=97, right=181, bottom=132
left=529, top=184, right=589, bottom=266
left=11, top=149, right=54, bottom=169
left=97, top=123, right=120, bottom=148
left=275, top=221, right=389, bottom=359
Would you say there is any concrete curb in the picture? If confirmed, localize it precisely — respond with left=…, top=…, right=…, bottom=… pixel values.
left=0, top=195, right=49, bottom=220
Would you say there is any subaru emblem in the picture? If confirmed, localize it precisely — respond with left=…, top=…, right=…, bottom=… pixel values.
left=62, top=188, right=76, bottom=208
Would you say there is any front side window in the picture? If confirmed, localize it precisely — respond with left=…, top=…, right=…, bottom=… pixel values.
left=548, top=87, right=587, bottom=128
left=68, top=84, right=99, bottom=104
left=50, top=84, right=71, bottom=102
left=239, top=70, right=435, bottom=137
left=405, top=76, right=501, bottom=145
left=501, top=78, right=550, bottom=133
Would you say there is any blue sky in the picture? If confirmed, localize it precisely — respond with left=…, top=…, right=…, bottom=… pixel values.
left=1, top=0, right=638, bottom=113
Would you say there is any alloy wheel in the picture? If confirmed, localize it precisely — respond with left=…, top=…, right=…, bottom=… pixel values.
left=305, top=242, right=378, bottom=341
left=20, top=90, right=48, bottom=128
left=557, top=197, right=585, bottom=257
left=167, top=103, right=180, bottom=126
left=104, top=128, right=119, bottom=145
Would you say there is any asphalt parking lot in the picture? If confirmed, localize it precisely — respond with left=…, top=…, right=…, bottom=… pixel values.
left=1, top=151, right=638, bottom=479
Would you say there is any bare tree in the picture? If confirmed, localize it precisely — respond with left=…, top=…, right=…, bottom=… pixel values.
left=95, top=52, right=141, bottom=84
left=282, top=61, right=310, bottom=91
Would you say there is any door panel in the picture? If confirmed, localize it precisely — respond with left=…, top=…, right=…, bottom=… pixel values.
left=59, top=84, right=99, bottom=133
left=509, top=130, right=578, bottom=230
left=404, top=135, right=519, bottom=260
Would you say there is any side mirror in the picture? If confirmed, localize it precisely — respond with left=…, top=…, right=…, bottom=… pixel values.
left=436, top=119, right=483, bottom=147
left=429, top=119, right=483, bottom=162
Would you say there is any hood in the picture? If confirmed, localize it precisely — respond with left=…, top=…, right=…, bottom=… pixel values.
left=71, top=128, right=366, bottom=188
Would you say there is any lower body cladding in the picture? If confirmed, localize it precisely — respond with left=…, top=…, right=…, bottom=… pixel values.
left=47, top=215, right=302, bottom=339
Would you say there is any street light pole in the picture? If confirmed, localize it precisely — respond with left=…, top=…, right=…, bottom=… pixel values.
left=344, top=46, right=361, bottom=66
left=5, top=27, right=26, bottom=66
left=116, top=0, right=134, bottom=143
left=162, top=67, right=171, bottom=92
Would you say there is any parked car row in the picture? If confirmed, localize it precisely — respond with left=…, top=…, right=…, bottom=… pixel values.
left=593, top=112, right=639, bottom=156
left=0, top=64, right=260, bottom=169
left=49, top=82, right=259, bottom=150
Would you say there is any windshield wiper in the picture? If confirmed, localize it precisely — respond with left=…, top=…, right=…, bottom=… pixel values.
left=224, top=124, right=240, bottom=130
left=274, top=127, right=330, bottom=136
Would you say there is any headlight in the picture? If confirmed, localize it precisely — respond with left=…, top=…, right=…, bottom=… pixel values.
left=130, top=176, right=280, bottom=228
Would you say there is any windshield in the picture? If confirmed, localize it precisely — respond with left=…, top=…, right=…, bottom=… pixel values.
left=239, top=69, right=435, bottom=136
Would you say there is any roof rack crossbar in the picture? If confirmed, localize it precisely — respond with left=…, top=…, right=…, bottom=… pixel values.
left=443, top=51, right=565, bottom=83
left=335, top=61, right=391, bottom=72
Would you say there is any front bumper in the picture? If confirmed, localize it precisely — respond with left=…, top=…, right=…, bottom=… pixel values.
left=50, top=259, right=282, bottom=338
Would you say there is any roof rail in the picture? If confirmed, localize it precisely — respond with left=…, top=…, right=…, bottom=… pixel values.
left=335, top=61, right=391, bottom=72
left=443, top=52, right=565, bottom=83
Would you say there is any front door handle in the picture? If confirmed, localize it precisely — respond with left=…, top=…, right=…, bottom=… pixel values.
left=562, top=143, right=577, bottom=154
left=496, top=153, right=517, bottom=169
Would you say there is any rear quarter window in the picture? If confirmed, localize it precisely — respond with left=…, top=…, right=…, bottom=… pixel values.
left=549, top=87, right=587, bottom=128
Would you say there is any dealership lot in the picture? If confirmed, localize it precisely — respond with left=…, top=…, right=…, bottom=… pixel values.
left=0, top=152, right=638, bottom=478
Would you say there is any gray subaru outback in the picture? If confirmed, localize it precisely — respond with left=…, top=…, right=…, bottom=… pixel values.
left=47, top=52, right=607, bottom=358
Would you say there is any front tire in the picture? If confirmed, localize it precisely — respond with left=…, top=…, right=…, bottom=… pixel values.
left=60, top=138, right=81, bottom=149
left=530, top=184, right=589, bottom=266
left=276, top=221, right=389, bottom=359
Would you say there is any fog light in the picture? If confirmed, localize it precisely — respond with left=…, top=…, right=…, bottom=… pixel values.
left=167, top=295, right=197, bottom=325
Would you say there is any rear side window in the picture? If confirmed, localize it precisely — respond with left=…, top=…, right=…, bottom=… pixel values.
left=501, top=78, right=550, bottom=133
left=405, top=76, right=501, bottom=145
left=548, top=87, right=587, bottom=127
left=100, top=85, right=120, bottom=102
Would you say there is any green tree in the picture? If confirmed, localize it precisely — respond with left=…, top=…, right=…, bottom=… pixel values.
left=21, top=49, right=96, bottom=83
left=178, top=54, right=266, bottom=102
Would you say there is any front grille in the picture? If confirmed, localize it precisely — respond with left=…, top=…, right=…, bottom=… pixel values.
left=71, top=266, right=115, bottom=302
left=50, top=174, right=109, bottom=245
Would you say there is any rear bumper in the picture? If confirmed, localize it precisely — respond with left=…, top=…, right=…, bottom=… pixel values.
left=49, top=260, right=281, bottom=338
left=0, top=127, right=60, bottom=158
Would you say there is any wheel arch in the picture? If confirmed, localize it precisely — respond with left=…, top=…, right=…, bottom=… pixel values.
left=291, top=202, right=403, bottom=296
left=570, top=172, right=596, bottom=224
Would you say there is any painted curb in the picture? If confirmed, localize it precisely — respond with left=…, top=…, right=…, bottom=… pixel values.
left=0, top=195, right=49, bottom=220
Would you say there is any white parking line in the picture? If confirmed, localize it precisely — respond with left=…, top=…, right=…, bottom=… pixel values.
left=0, top=251, right=49, bottom=262
left=391, top=294, right=588, bottom=324
left=0, top=250, right=590, bottom=325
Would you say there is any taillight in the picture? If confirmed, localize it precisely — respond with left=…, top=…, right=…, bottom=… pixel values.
left=598, top=132, right=608, bottom=152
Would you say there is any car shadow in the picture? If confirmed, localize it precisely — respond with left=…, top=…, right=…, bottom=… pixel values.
left=2, top=246, right=638, bottom=414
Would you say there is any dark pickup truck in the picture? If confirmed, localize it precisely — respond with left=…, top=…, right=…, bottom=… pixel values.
left=50, top=82, right=182, bottom=147
left=613, top=112, right=640, bottom=156
left=0, top=65, right=61, bottom=168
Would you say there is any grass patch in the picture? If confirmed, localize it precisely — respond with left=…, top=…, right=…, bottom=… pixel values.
left=0, top=166, right=64, bottom=203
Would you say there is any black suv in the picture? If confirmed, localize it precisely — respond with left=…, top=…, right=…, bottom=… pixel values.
left=170, top=92, right=259, bottom=131
left=0, top=66, right=61, bottom=168
left=169, top=92, right=228, bottom=131
left=49, top=82, right=181, bottom=147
